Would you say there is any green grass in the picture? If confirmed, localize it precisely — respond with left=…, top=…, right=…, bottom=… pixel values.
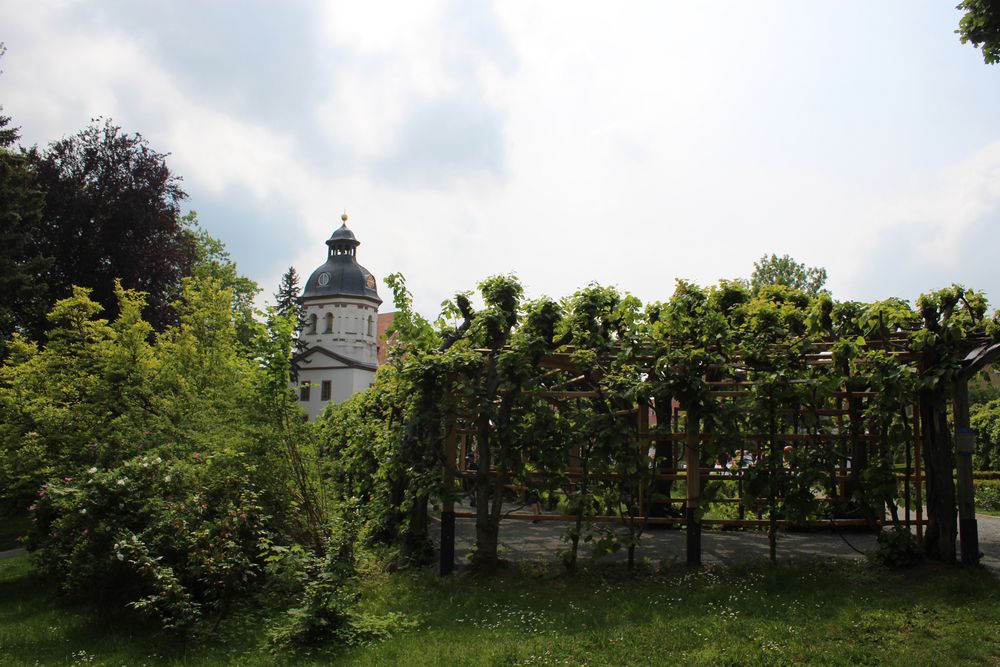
left=1, top=553, right=999, bottom=666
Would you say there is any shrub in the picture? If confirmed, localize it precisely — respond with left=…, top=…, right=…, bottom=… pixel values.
left=867, top=526, right=922, bottom=568
left=266, top=514, right=407, bottom=652
left=27, top=449, right=268, bottom=631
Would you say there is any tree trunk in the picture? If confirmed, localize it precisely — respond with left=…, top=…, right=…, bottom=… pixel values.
left=401, top=494, right=431, bottom=564
left=473, top=427, right=500, bottom=570
left=920, top=394, right=957, bottom=563
left=473, top=373, right=502, bottom=570
left=843, top=393, right=868, bottom=509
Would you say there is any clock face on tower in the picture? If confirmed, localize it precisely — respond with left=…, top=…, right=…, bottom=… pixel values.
left=365, top=275, right=376, bottom=290
left=318, top=272, right=330, bottom=286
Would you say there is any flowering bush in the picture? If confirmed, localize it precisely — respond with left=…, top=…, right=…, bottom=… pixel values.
left=27, top=449, right=268, bottom=631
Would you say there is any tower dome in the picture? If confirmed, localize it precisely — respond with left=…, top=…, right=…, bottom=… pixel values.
left=302, top=213, right=381, bottom=305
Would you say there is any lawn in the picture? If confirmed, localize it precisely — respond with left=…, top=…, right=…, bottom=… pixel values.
left=0, top=553, right=998, bottom=666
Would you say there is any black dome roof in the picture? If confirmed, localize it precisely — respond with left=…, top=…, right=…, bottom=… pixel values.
left=301, top=215, right=381, bottom=304
left=302, top=256, right=380, bottom=303
left=329, top=224, right=358, bottom=243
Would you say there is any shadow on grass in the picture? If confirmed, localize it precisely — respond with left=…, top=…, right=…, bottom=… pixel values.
left=341, top=556, right=1000, bottom=666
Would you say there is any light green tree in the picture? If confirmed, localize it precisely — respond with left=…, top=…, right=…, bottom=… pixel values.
left=0, top=283, right=156, bottom=510
left=750, top=254, right=828, bottom=297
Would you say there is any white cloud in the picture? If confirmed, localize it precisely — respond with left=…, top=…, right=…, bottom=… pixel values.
left=4, top=0, right=1000, bottom=316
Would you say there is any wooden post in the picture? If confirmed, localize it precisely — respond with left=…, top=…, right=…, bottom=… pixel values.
left=836, top=397, right=846, bottom=502
left=440, top=416, right=458, bottom=576
left=953, top=380, right=980, bottom=565
left=685, top=412, right=701, bottom=566
left=914, top=404, right=923, bottom=541
left=638, top=400, right=650, bottom=514
left=904, top=404, right=912, bottom=531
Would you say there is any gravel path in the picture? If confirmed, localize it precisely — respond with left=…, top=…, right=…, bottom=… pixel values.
left=446, top=503, right=1000, bottom=574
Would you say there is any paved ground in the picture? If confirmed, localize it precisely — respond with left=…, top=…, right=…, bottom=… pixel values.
left=3, top=512, right=997, bottom=572
left=975, top=512, right=1000, bottom=574
left=446, top=502, right=1000, bottom=574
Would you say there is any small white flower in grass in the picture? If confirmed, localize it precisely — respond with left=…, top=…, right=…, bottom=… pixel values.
left=164, top=475, right=171, bottom=483
left=117, top=478, right=127, bottom=486
left=79, top=509, right=87, bottom=514
left=88, top=467, right=97, bottom=474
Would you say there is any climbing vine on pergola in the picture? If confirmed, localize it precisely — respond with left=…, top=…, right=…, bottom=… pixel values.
left=322, top=276, right=1000, bottom=572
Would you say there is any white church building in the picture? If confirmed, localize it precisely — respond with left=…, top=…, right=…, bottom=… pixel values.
left=293, top=213, right=382, bottom=421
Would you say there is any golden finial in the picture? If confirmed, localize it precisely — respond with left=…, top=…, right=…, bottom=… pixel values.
left=341, top=211, right=348, bottom=224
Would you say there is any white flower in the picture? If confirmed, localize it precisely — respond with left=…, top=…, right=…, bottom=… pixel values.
left=116, top=478, right=126, bottom=486
left=164, top=475, right=172, bottom=483
left=88, top=467, right=97, bottom=474
left=79, top=509, right=87, bottom=515
left=116, top=552, right=124, bottom=561
left=155, top=457, right=162, bottom=464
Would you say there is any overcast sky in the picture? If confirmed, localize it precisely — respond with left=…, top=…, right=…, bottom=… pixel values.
left=3, top=1, right=1000, bottom=316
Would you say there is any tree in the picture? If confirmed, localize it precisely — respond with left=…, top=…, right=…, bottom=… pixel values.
left=274, top=266, right=302, bottom=321
left=911, top=285, right=990, bottom=562
left=274, top=266, right=306, bottom=361
left=750, top=254, right=827, bottom=297
left=0, top=108, right=50, bottom=353
left=957, top=0, right=1000, bottom=64
left=0, top=283, right=156, bottom=511
left=184, top=212, right=261, bottom=352
left=24, top=118, right=197, bottom=335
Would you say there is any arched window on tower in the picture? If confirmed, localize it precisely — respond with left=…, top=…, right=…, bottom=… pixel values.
left=307, top=313, right=317, bottom=335
left=367, top=315, right=374, bottom=337
left=324, top=312, right=334, bottom=334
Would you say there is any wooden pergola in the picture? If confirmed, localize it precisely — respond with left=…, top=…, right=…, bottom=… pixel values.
left=436, top=336, right=995, bottom=574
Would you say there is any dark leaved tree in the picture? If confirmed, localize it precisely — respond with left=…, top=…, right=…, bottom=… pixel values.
left=25, top=118, right=197, bottom=334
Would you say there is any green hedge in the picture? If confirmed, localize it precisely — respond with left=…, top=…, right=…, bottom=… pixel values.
left=971, top=400, right=1000, bottom=471
left=975, top=479, right=1000, bottom=513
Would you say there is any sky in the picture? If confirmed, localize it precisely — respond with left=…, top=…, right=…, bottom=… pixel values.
left=3, top=1, right=1000, bottom=317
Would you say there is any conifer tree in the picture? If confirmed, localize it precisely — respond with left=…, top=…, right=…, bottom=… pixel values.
left=0, top=109, right=49, bottom=353
left=274, top=266, right=306, bottom=374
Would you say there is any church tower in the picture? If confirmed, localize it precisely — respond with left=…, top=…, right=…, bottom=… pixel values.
left=294, top=213, right=381, bottom=420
